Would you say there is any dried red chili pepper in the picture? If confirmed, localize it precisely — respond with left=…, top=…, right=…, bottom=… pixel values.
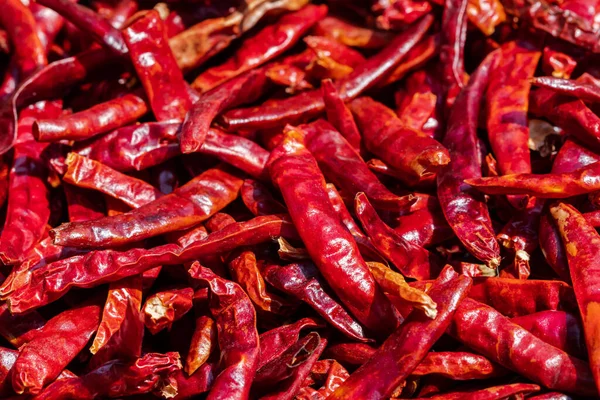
left=440, top=0, right=468, bottom=108
left=413, top=383, right=541, bottom=400
left=467, top=0, right=506, bottom=35
left=486, top=40, right=540, bottom=208
left=0, top=101, right=62, bottom=264
left=263, top=261, right=369, bottom=341
left=437, top=49, right=501, bottom=269
left=33, top=93, right=147, bottom=142
left=268, top=130, right=399, bottom=336
left=50, top=166, right=242, bottom=248
left=466, top=161, right=600, bottom=197
left=75, top=121, right=180, bottom=172
left=312, top=16, right=393, bottom=49
left=511, top=310, right=587, bottom=359
left=328, top=266, right=472, bottom=399
left=180, top=68, right=269, bottom=153
left=449, top=298, right=597, bottom=396
left=123, top=11, right=191, bottom=121
left=321, top=79, right=362, bottom=151
left=532, top=75, right=600, bottom=104
left=350, top=97, right=450, bottom=185
left=355, top=193, right=440, bottom=280
left=12, top=302, right=101, bottom=394
left=240, top=179, right=287, bottom=216
left=37, top=0, right=128, bottom=55
left=33, top=352, right=181, bottom=399
left=192, top=5, right=327, bottom=93
left=64, top=153, right=163, bottom=208
left=90, top=276, right=144, bottom=366
left=323, top=342, right=377, bottom=366
left=188, top=263, right=259, bottom=400
left=143, top=286, right=194, bottom=335
left=185, top=315, right=216, bottom=376
left=221, top=15, right=433, bottom=131
left=468, top=277, right=578, bottom=317
left=301, top=119, right=414, bottom=211
left=551, top=202, right=600, bottom=390
left=393, top=197, right=453, bottom=247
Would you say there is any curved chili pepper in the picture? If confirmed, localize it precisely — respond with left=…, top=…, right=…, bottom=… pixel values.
left=192, top=5, right=327, bottom=93
left=263, top=261, right=369, bottom=341
left=355, top=192, right=440, bottom=280
left=185, top=315, right=216, bottom=376
left=33, top=352, right=181, bottom=399
left=302, top=119, right=414, bottom=212
left=33, top=93, right=148, bottom=142
left=123, top=11, right=191, bottom=122
left=532, top=75, right=600, bottom=103
left=188, top=263, right=259, bottom=400
left=50, top=166, right=243, bottom=248
left=75, top=121, right=180, bottom=172
left=180, top=68, right=269, bottom=153
left=268, top=131, right=399, bottom=336
left=64, top=153, right=163, bottom=208
left=379, top=34, right=440, bottom=87
left=329, top=267, right=472, bottom=399
left=551, top=202, right=600, bottom=391
left=440, top=0, right=468, bottom=108
left=418, top=383, right=540, bottom=400
left=512, top=310, right=587, bottom=359
left=321, top=79, right=362, bottom=151
left=12, top=303, right=102, bottom=395
left=350, top=97, right=450, bottom=184
left=37, top=0, right=127, bottom=55
left=466, top=161, right=600, bottom=197
left=448, top=298, right=597, bottom=396
left=220, top=14, right=433, bottom=131
left=437, top=49, right=501, bottom=269
left=143, top=287, right=194, bottom=335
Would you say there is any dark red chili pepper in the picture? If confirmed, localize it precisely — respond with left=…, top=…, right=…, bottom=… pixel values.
left=355, top=192, right=440, bottom=280
left=532, top=75, right=600, bottom=104
left=188, top=263, right=259, bottom=400
left=321, top=79, right=362, bottom=151
left=393, top=197, right=454, bottom=247
left=437, top=49, right=501, bottom=269
left=240, top=179, right=287, bottom=216
left=268, top=130, right=399, bottom=336
left=192, top=5, right=327, bottom=93
left=263, top=261, right=369, bottom=342
left=143, top=287, right=194, bottom=335
left=413, top=383, right=541, bottom=400
left=50, top=166, right=243, bottom=248
left=440, top=0, right=468, bottom=108
left=328, top=266, right=472, bottom=399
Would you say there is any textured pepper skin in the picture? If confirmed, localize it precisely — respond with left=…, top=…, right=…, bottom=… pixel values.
left=189, top=263, right=259, bottom=400
left=12, top=303, right=102, bottom=395
left=486, top=40, right=540, bottom=208
left=33, top=93, right=148, bottom=142
left=123, top=11, right=191, bottom=121
left=321, top=79, right=362, bottom=151
left=192, top=5, right=327, bottom=93
left=143, top=287, right=194, bottom=335
left=448, top=298, right=597, bottom=396
left=532, top=75, right=600, bottom=104
left=329, top=267, right=471, bottom=399
left=50, top=166, right=242, bottom=248
left=269, top=131, right=399, bottom=337
left=221, top=15, right=433, bottom=131
left=440, top=0, right=467, bottom=108
left=551, top=202, right=600, bottom=392
left=437, top=49, right=501, bottom=268
left=312, top=16, right=393, bottom=49
left=418, top=383, right=541, bottom=400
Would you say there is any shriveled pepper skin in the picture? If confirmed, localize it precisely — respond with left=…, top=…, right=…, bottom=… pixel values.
left=269, top=130, right=399, bottom=337
left=437, top=50, right=501, bottom=268
left=551, top=202, right=600, bottom=392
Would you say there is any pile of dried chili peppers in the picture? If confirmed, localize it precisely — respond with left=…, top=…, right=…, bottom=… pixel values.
left=2, top=0, right=600, bottom=398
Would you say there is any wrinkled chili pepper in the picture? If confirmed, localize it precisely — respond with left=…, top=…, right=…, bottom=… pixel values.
left=188, top=263, right=259, bottom=400
left=50, top=166, right=242, bottom=248
left=437, top=49, right=501, bottom=269
left=143, top=287, right=194, bottom=335
left=329, top=266, right=471, bottom=399
left=440, top=0, right=468, bottom=108
left=268, top=130, right=399, bottom=336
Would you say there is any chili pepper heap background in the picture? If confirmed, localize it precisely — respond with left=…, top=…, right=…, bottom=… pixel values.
left=0, top=0, right=599, bottom=398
